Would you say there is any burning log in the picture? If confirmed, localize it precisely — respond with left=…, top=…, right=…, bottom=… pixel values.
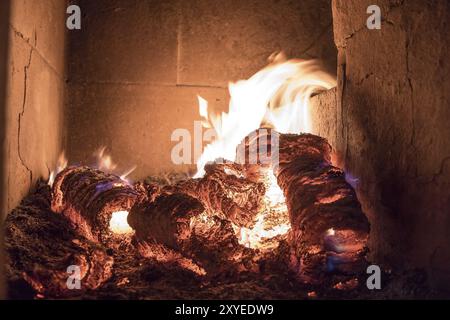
left=166, top=162, right=266, bottom=229
left=5, top=182, right=113, bottom=298
left=128, top=193, right=205, bottom=250
left=241, top=130, right=369, bottom=282
left=128, top=190, right=260, bottom=275
left=277, top=133, right=369, bottom=281
left=51, top=166, right=144, bottom=244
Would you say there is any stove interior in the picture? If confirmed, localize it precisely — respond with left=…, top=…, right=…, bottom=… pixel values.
left=1, top=0, right=450, bottom=299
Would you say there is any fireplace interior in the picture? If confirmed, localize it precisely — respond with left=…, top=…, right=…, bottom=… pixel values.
left=0, top=0, right=450, bottom=300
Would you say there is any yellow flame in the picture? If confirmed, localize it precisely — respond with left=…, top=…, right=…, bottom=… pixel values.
left=233, top=168, right=290, bottom=249
left=194, top=53, right=335, bottom=248
left=195, top=53, right=336, bottom=178
left=95, top=146, right=136, bottom=182
left=95, top=147, right=118, bottom=172
left=198, top=95, right=211, bottom=128
left=109, top=211, right=133, bottom=235
left=48, top=152, right=68, bottom=186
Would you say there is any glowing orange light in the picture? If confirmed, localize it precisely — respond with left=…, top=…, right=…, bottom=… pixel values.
left=109, top=211, right=133, bottom=235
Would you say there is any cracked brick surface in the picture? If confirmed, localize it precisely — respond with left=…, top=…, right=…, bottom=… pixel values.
left=330, top=0, right=450, bottom=290
left=4, top=0, right=66, bottom=213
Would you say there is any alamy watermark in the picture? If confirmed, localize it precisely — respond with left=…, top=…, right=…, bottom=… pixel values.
left=66, top=265, right=81, bottom=290
left=171, top=125, right=279, bottom=169
left=66, top=5, right=81, bottom=30
left=366, top=264, right=382, bottom=289
left=367, top=5, right=381, bottom=30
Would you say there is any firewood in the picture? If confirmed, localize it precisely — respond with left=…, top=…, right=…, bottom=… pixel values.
left=165, top=162, right=266, bottom=228
left=5, top=182, right=113, bottom=298
left=276, top=133, right=369, bottom=280
left=128, top=193, right=205, bottom=250
left=51, top=166, right=144, bottom=244
left=240, top=130, right=370, bottom=282
left=128, top=191, right=260, bottom=275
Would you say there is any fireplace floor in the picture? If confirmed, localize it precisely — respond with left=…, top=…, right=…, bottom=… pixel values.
left=4, top=178, right=435, bottom=300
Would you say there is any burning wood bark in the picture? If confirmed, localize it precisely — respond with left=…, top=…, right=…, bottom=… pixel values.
left=51, top=166, right=144, bottom=244
left=128, top=193, right=205, bottom=250
left=166, top=162, right=266, bottom=228
left=128, top=191, right=259, bottom=275
left=5, top=182, right=113, bottom=298
left=277, top=133, right=369, bottom=281
left=240, top=130, right=370, bottom=282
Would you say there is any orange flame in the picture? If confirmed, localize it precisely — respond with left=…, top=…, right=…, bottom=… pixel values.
left=195, top=53, right=336, bottom=248
left=95, top=146, right=136, bottom=182
left=95, top=147, right=118, bottom=172
left=48, top=152, right=68, bottom=186
left=195, top=52, right=336, bottom=177
left=233, top=168, right=290, bottom=249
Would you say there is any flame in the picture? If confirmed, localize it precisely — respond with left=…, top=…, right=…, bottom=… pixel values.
left=49, top=148, right=136, bottom=187
left=198, top=95, right=211, bottom=128
left=233, top=168, right=290, bottom=249
left=95, top=146, right=136, bottom=182
left=48, top=152, right=68, bottom=186
left=109, top=211, right=133, bottom=235
left=195, top=53, right=336, bottom=248
left=195, top=52, right=336, bottom=178
left=95, top=147, right=118, bottom=172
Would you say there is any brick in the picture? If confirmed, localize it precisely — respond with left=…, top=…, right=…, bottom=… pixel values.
left=178, top=0, right=336, bottom=87
left=5, top=28, right=65, bottom=212
left=10, top=0, right=67, bottom=75
left=332, top=0, right=450, bottom=288
left=67, top=83, right=229, bottom=179
left=68, top=0, right=179, bottom=84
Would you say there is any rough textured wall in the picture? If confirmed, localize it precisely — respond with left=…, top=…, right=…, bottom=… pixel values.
left=331, top=0, right=450, bottom=289
left=67, top=0, right=337, bottom=179
left=4, top=0, right=67, bottom=213
left=310, top=87, right=337, bottom=151
left=0, top=0, right=11, bottom=301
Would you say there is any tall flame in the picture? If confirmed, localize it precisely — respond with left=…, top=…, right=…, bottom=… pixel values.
left=195, top=52, right=336, bottom=177
left=195, top=53, right=336, bottom=249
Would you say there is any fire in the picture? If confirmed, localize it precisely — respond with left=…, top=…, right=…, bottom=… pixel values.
left=109, top=211, right=133, bottom=235
left=195, top=53, right=336, bottom=248
left=49, top=148, right=137, bottom=235
left=95, top=147, right=118, bottom=172
left=233, top=167, right=290, bottom=249
left=95, top=147, right=136, bottom=182
left=195, top=52, right=336, bottom=178
left=48, top=152, right=68, bottom=186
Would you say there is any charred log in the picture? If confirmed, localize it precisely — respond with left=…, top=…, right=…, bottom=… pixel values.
left=128, top=193, right=204, bottom=250
left=51, top=166, right=144, bottom=244
left=165, top=162, right=266, bottom=228
left=128, top=192, right=260, bottom=275
left=5, top=182, right=113, bottom=298
left=240, top=130, right=369, bottom=282
left=276, top=133, right=369, bottom=280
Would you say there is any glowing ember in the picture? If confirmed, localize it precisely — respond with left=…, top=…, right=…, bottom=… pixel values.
left=109, top=211, right=133, bottom=235
left=233, top=168, right=290, bottom=250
